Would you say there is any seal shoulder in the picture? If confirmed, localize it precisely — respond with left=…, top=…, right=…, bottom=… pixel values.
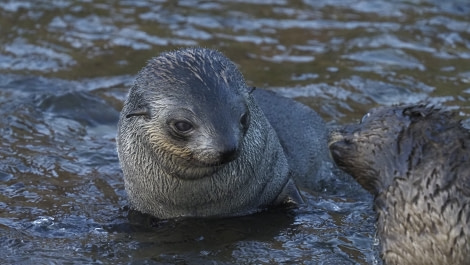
left=253, top=89, right=338, bottom=191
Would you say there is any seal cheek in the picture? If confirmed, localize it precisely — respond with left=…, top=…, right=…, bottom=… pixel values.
left=145, top=124, right=193, bottom=161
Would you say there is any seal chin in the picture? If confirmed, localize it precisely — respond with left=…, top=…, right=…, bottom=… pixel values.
left=176, top=167, right=222, bottom=180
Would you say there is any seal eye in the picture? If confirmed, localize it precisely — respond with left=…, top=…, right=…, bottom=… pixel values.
left=240, top=112, right=250, bottom=131
left=360, top=112, right=371, bottom=124
left=173, top=120, right=194, bottom=134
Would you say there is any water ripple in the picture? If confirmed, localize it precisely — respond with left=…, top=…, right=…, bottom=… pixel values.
left=0, top=0, right=469, bottom=264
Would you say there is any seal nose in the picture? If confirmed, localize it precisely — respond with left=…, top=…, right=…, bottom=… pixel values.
left=219, top=146, right=239, bottom=164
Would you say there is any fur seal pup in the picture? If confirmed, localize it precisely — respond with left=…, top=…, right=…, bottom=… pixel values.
left=329, top=104, right=470, bottom=265
left=117, top=48, right=332, bottom=219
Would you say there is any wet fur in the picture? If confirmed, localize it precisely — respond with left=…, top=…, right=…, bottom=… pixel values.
left=329, top=104, right=470, bottom=265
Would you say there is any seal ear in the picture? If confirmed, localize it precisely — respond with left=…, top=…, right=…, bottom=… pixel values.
left=126, top=107, right=150, bottom=119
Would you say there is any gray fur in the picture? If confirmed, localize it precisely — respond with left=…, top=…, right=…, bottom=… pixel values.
left=117, top=48, right=332, bottom=219
left=329, top=104, right=470, bottom=265
left=253, top=89, right=337, bottom=191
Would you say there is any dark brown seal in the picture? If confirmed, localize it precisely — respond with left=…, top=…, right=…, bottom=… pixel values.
left=329, top=104, right=470, bottom=265
left=117, top=48, right=333, bottom=219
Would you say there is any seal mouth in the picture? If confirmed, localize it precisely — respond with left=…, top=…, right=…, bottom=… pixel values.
left=164, top=153, right=234, bottom=180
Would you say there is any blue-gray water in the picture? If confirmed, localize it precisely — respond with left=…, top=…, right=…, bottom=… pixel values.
left=1, top=0, right=469, bottom=264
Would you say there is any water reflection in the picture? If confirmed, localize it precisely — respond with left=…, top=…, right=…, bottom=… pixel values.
left=0, top=0, right=469, bottom=263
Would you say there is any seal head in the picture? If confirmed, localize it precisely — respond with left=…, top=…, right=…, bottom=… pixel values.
left=117, top=48, right=299, bottom=219
left=123, top=49, right=249, bottom=179
left=329, top=104, right=470, bottom=265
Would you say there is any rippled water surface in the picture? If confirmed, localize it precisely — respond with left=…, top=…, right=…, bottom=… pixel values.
left=1, top=0, right=469, bottom=264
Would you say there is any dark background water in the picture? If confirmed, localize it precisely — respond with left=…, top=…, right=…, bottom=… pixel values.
left=0, top=0, right=469, bottom=264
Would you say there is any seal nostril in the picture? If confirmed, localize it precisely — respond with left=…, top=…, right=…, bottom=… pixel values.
left=219, top=147, right=239, bottom=164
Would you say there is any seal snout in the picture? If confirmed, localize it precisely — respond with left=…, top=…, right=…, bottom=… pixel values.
left=218, top=145, right=240, bottom=164
left=210, top=134, right=241, bottom=164
left=193, top=134, right=242, bottom=166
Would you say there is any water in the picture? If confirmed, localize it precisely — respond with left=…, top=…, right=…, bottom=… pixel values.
left=1, top=0, right=469, bottom=264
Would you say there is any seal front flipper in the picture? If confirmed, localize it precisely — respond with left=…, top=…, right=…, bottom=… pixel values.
left=273, top=178, right=305, bottom=207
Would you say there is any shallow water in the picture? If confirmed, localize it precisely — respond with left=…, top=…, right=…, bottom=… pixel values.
left=1, top=0, right=469, bottom=264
